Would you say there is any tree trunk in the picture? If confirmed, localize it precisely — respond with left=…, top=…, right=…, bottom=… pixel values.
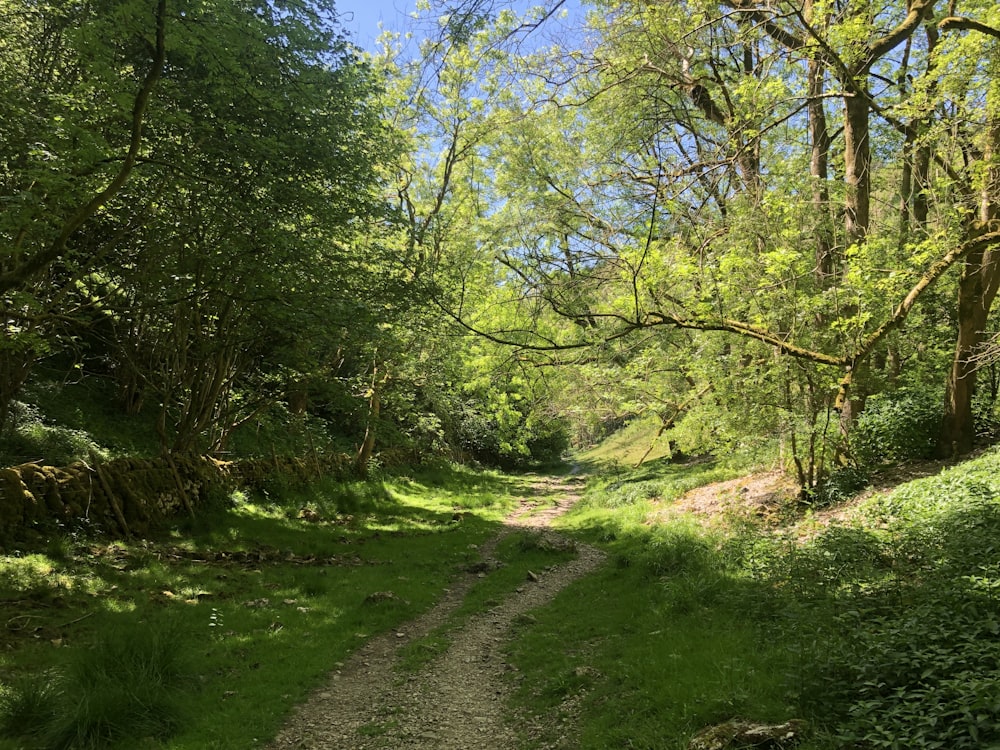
left=808, top=55, right=834, bottom=281
left=939, top=247, right=1000, bottom=455
left=843, top=93, right=871, bottom=244
left=355, top=363, right=383, bottom=477
left=940, top=116, right=1000, bottom=455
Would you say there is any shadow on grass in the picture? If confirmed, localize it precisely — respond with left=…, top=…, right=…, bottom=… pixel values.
left=510, top=448, right=1000, bottom=750
left=0, top=463, right=531, bottom=750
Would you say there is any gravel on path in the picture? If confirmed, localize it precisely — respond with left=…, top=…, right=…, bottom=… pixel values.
left=267, top=476, right=603, bottom=750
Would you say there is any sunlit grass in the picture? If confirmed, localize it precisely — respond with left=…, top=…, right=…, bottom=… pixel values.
left=576, top=416, right=670, bottom=466
left=0, top=464, right=526, bottom=750
left=507, top=446, right=1000, bottom=750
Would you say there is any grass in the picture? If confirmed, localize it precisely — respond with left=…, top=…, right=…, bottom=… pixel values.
left=506, top=513, right=796, bottom=749
left=576, top=416, right=671, bottom=466
left=0, top=463, right=526, bottom=750
left=503, top=445, right=1000, bottom=749
left=7, top=415, right=1000, bottom=750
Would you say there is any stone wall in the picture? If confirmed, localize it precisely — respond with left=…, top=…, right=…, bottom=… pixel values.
left=0, top=454, right=234, bottom=541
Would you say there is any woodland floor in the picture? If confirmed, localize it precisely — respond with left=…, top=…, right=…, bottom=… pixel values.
left=267, top=475, right=604, bottom=750
left=266, top=459, right=960, bottom=749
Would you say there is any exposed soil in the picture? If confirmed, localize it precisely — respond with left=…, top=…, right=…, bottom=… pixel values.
left=650, top=469, right=800, bottom=527
left=651, top=457, right=965, bottom=534
left=267, top=475, right=603, bottom=750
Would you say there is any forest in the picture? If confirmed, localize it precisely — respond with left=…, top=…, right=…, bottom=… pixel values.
left=1, top=0, right=1000, bottom=747
left=0, top=0, right=998, bottom=486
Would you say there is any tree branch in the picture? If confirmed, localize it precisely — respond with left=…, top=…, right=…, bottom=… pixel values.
left=939, top=16, right=1000, bottom=39
left=863, top=0, right=935, bottom=72
left=0, top=0, right=168, bottom=294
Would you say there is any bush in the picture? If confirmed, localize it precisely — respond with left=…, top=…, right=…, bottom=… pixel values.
left=851, top=388, right=942, bottom=467
left=0, top=402, right=101, bottom=467
left=456, top=403, right=570, bottom=469
left=810, top=465, right=871, bottom=507
left=525, top=417, right=571, bottom=466
left=794, top=455, right=1000, bottom=748
left=819, top=600, right=1000, bottom=749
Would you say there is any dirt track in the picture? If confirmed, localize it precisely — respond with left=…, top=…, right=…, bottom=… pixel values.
left=267, top=475, right=603, bottom=750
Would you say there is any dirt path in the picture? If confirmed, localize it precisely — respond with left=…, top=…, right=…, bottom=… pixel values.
left=267, top=475, right=603, bottom=750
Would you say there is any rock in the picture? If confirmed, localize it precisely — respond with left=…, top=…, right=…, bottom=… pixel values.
left=363, top=590, right=405, bottom=605
left=526, top=570, right=540, bottom=582
left=465, top=559, right=503, bottom=574
left=687, top=719, right=808, bottom=750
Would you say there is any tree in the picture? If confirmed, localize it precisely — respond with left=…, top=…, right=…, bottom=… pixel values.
left=1, top=0, right=397, bottom=452
left=419, top=0, right=1000, bottom=487
left=0, top=0, right=168, bottom=431
left=934, top=9, right=1000, bottom=453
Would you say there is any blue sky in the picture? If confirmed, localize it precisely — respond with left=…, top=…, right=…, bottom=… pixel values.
left=339, top=0, right=416, bottom=51
left=339, top=0, right=589, bottom=55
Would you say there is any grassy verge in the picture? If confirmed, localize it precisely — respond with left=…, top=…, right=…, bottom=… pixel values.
left=0, top=464, right=524, bottom=750
left=506, top=448, right=1000, bottom=749
left=507, top=453, right=796, bottom=749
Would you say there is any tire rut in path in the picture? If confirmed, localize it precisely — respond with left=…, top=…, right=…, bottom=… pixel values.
left=268, top=476, right=603, bottom=750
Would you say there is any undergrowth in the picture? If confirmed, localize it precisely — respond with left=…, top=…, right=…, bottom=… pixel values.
left=506, top=446, right=1000, bottom=749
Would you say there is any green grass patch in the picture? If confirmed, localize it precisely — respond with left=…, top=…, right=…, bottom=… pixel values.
left=560, top=451, right=770, bottom=543
left=577, top=416, right=671, bottom=466
left=506, top=445, right=1000, bottom=749
left=0, top=464, right=524, bottom=750
left=506, top=526, right=795, bottom=749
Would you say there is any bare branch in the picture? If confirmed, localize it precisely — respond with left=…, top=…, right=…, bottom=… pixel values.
left=939, top=15, right=1000, bottom=39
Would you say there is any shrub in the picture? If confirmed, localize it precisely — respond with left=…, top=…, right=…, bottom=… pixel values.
left=851, top=388, right=942, bottom=467
left=456, top=403, right=570, bottom=469
left=810, top=465, right=870, bottom=507
left=0, top=402, right=101, bottom=467
left=794, top=455, right=1000, bottom=748
left=821, top=600, right=1000, bottom=749
left=525, top=417, right=571, bottom=465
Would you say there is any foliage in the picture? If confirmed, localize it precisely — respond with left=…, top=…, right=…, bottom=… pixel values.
left=394, top=0, right=1000, bottom=469
left=0, top=401, right=101, bottom=467
left=809, top=465, right=871, bottom=507
left=0, top=0, right=404, bottom=456
left=790, top=452, right=1000, bottom=748
left=851, top=389, right=944, bottom=468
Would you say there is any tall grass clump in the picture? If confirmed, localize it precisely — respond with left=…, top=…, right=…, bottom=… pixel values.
left=0, top=621, right=191, bottom=749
